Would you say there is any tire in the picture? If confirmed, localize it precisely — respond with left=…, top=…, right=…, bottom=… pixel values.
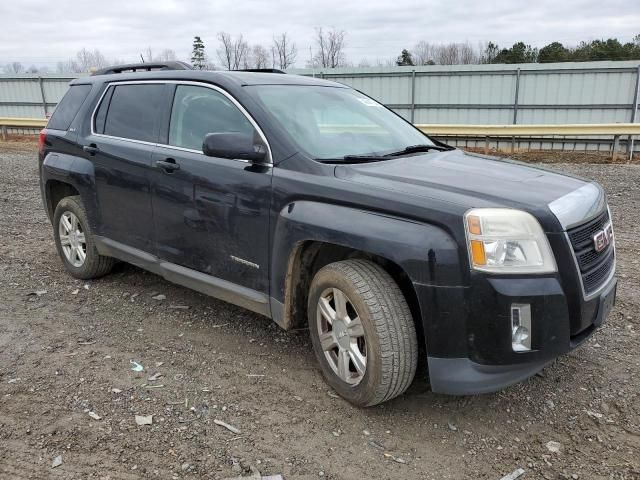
left=308, top=259, right=418, bottom=406
left=53, top=195, right=115, bottom=280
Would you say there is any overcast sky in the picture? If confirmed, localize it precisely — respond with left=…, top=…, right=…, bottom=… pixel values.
left=1, top=0, right=638, bottom=68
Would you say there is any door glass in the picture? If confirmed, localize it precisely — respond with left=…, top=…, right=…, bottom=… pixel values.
left=169, top=85, right=255, bottom=151
left=102, top=84, right=165, bottom=142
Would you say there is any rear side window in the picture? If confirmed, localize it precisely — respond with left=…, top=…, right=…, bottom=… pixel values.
left=47, top=84, right=92, bottom=130
left=99, top=84, right=165, bottom=142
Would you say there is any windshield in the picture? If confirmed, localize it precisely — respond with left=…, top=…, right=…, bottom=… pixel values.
left=246, top=85, right=435, bottom=160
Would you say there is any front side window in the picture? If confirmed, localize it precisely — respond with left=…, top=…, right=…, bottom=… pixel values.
left=246, top=85, right=434, bottom=160
left=99, top=84, right=165, bottom=142
left=169, top=85, right=255, bottom=151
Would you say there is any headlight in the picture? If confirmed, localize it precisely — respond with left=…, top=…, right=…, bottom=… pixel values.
left=464, top=208, right=557, bottom=274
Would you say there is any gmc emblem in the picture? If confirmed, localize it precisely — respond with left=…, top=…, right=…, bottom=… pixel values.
left=593, top=223, right=614, bottom=252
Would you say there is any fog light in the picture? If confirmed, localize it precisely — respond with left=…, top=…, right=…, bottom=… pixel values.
left=511, top=304, right=532, bottom=352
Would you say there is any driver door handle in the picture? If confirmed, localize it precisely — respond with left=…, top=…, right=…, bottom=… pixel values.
left=156, top=158, right=180, bottom=173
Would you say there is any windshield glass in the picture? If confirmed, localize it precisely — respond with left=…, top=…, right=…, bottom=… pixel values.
left=246, top=85, right=434, bottom=159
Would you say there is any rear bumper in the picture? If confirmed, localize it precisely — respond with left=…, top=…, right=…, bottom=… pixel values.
left=418, top=273, right=616, bottom=395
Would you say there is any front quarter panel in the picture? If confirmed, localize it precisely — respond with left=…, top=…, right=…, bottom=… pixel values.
left=270, top=200, right=463, bottom=309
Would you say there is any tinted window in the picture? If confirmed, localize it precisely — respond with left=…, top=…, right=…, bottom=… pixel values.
left=169, top=85, right=254, bottom=150
left=47, top=84, right=92, bottom=130
left=103, top=84, right=165, bottom=142
left=93, top=86, right=114, bottom=134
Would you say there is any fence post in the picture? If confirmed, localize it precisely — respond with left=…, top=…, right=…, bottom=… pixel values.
left=629, top=64, right=640, bottom=163
left=410, top=69, right=416, bottom=124
left=511, top=68, right=521, bottom=153
left=1, top=125, right=7, bottom=141
left=38, top=76, right=48, bottom=117
left=612, top=135, right=620, bottom=161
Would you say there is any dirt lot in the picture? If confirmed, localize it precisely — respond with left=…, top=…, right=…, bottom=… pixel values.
left=0, top=142, right=639, bottom=480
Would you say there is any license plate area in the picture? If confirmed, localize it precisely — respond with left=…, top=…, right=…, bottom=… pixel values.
left=594, top=281, right=617, bottom=327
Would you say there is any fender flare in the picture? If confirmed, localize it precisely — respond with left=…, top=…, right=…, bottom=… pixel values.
left=41, top=152, right=99, bottom=229
left=269, top=200, right=463, bottom=328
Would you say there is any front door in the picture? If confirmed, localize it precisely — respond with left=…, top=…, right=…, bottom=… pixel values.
left=151, top=83, right=272, bottom=293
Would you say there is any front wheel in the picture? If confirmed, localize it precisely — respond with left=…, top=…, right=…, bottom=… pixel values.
left=308, top=259, right=418, bottom=407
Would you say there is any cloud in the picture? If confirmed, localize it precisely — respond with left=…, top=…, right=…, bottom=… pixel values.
left=0, top=0, right=637, bottom=67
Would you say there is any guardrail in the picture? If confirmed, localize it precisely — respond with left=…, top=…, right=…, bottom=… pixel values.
left=415, top=123, right=640, bottom=136
left=0, top=117, right=47, bottom=139
left=1, top=117, right=638, bottom=159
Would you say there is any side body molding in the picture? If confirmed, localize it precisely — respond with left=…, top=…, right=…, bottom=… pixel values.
left=269, top=200, right=463, bottom=328
left=94, top=237, right=271, bottom=317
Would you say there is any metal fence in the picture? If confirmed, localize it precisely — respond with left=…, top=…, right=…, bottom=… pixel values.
left=1, top=60, right=639, bottom=152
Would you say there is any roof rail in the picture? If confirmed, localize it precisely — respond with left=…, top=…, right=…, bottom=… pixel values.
left=235, top=68, right=286, bottom=74
left=92, top=61, right=193, bottom=76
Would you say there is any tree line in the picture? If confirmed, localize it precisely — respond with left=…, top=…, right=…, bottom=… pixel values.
left=2, top=31, right=639, bottom=74
left=396, top=35, right=640, bottom=66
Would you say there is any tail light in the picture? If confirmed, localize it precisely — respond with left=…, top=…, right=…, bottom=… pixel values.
left=38, top=129, right=47, bottom=156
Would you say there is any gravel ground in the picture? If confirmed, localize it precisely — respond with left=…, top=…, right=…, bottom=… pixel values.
left=0, top=143, right=639, bottom=480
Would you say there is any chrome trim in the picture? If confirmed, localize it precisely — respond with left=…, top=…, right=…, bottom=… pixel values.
left=564, top=231, right=616, bottom=301
left=563, top=205, right=616, bottom=301
left=548, top=182, right=606, bottom=230
left=89, top=79, right=273, bottom=165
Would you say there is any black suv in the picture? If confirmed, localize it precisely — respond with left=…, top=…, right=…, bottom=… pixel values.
left=38, top=63, right=616, bottom=406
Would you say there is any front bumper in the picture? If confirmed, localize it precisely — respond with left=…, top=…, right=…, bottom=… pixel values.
left=418, top=272, right=616, bottom=395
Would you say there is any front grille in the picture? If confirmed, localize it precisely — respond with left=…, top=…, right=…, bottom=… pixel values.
left=566, top=209, right=615, bottom=296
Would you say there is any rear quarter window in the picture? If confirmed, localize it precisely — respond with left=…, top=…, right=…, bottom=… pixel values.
left=47, top=84, right=92, bottom=131
left=100, top=84, right=165, bottom=142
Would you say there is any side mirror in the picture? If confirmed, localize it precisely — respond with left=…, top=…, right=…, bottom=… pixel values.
left=202, top=132, right=268, bottom=163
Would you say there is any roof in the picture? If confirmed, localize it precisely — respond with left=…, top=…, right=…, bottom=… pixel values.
left=70, top=69, right=346, bottom=88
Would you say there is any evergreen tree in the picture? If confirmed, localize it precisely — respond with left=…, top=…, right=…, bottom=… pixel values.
left=396, top=49, right=415, bottom=66
left=191, top=36, right=206, bottom=70
left=493, top=42, right=538, bottom=64
left=538, top=42, right=570, bottom=63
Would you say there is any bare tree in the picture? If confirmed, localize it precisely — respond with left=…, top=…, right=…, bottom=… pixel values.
left=74, top=48, right=108, bottom=72
left=156, top=49, right=177, bottom=62
left=313, top=27, right=346, bottom=68
left=458, top=42, right=478, bottom=64
left=252, top=45, right=270, bottom=69
left=413, top=41, right=436, bottom=65
left=233, top=34, right=249, bottom=69
left=3, top=62, right=25, bottom=74
left=217, top=32, right=234, bottom=69
left=217, top=32, right=249, bottom=70
left=272, top=33, right=297, bottom=69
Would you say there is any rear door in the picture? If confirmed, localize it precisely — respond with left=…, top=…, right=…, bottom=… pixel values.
left=150, top=83, right=272, bottom=293
left=85, top=82, right=171, bottom=253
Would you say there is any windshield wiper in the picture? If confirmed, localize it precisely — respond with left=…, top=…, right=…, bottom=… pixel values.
left=384, top=144, right=451, bottom=157
left=318, top=154, right=388, bottom=164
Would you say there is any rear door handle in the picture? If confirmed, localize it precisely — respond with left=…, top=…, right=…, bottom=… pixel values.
left=156, top=158, right=180, bottom=173
left=83, top=144, right=99, bottom=155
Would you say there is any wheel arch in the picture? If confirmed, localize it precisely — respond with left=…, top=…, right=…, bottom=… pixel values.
left=41, top=153, right=98, bottom=227
left=269, top=201, right=462, bottom=358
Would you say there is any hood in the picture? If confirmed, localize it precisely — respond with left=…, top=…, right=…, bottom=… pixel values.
left=334, top=149, right=588, bottom=212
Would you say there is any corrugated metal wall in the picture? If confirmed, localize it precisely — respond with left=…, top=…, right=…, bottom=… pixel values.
left=1, top=61, right=638, bottom=151
left=0, top=75, right=78, bottom=118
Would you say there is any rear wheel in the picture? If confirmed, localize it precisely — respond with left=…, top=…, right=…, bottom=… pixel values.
left=53, top=196, right=115, bottom=279
left=308, top=259, right=418, bottom=406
